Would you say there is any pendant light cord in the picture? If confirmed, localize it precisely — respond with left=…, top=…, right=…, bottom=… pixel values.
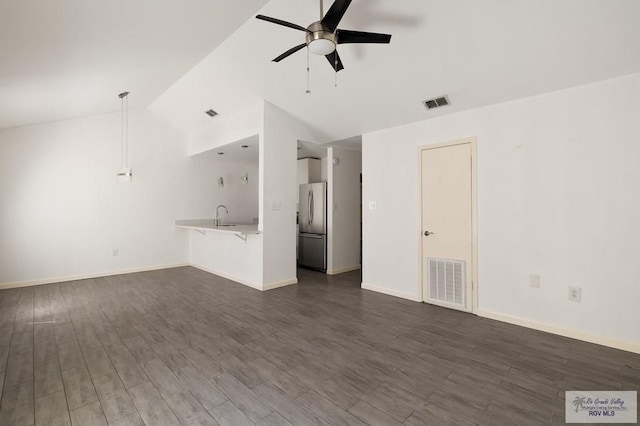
left=121, top=95, right=125, bottom=169
left=119, top=91, right=130, bottom=170
left=125, top=94, right=129, bottom=168
left=306, top=46, right=311, bottom=94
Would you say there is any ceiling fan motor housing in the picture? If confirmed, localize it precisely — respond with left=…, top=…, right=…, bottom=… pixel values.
left=306, top=21, right=336, bottom=55
left=255, top=0, right=391, bottom=72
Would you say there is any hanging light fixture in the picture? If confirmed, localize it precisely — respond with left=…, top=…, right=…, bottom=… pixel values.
left=117, top=91, right=133, bottom=182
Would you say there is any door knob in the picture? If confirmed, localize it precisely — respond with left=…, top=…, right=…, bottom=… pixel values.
left=423, top=230, right=435, bottom=236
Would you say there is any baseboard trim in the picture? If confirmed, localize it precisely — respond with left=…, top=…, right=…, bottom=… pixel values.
left=263, top=278, right=298, bottom=291
left=361, top=282, right=422, bottom=302
left=478, top=310, right=640, bottom=355
left=0, top=263, right=190, bottom=291
left=360, top=283, right=640, bottom=354
left=190, top=264, right=297, bottom=292
left=0, top=261, right=297, bottom=294
left=327, top=265, right=361, bottom=275
left=189, top=263, right=263, bottom=290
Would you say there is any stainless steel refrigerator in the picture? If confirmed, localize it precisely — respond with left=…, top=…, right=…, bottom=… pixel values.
left=298, top=182, right=327, bottom=271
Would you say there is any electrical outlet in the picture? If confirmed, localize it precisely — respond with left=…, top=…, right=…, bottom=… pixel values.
left=112, top=248, right=119, bottom=257
left=529, top=274, right=540, bottom=288
left=568, top=286, right=581, bottom=302
left=368, top=201, right=377, bottom=210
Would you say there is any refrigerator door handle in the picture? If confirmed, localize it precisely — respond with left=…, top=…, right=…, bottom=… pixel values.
left=310, top=190, right=314, bottom=224
left=307, top=191, right=312, bottom=225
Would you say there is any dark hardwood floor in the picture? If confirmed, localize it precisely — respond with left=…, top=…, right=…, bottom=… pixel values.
left=0, top=266, right=638, bottom=425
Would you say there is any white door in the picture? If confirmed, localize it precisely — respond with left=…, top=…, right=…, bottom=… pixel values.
left=421, top=141, right=475, bottom=312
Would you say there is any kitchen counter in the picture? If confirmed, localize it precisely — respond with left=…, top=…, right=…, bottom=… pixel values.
left=175, top=219, right=260, bottom=237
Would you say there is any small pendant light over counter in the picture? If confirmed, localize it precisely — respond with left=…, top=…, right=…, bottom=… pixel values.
left=117, top=91, right=133, bottom=182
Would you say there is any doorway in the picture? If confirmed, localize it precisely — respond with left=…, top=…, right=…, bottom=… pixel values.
left=420, top=138, right=477, bottom=312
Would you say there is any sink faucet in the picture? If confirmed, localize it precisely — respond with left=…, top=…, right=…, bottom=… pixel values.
left=215, top=204, right=228, bottom=226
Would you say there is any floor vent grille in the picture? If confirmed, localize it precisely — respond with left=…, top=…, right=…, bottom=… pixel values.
left=428, top=258, right=465, bottom=307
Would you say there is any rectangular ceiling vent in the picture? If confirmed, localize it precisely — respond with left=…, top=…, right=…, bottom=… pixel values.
left=423, top=95, right=450, bottom=110
left=205, top=109, right=218, bottom=118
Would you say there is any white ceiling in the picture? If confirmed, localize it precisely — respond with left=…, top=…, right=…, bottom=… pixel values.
left=3, top=0, right=640, bottom=143
left=190, top=136, right=343, bottom=163
left=0, top=0, right=268, bottom=129
left=151, top=0, right=640, bottom=143
left=192, top=134, right=260, bottom=164
left=296, top=136, right=363, bottom=160
left=298, top=140, right=327, bottom=160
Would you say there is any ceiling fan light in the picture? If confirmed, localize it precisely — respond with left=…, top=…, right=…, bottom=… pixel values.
left=308, top=38, right=336, bottom=55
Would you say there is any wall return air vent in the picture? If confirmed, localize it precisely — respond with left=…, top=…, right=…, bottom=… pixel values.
left=428, top=257, right=465, bottom=308
left=423, top=95, right=450, bottom=110
left=205, top=109, right=218, bottom=117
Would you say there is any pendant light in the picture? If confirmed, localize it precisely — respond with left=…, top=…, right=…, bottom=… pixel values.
left=117, top=91, right=133, bottom=182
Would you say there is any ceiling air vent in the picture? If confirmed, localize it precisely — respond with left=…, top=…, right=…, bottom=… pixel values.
left=205, top=109, right=218, bottom=117
left=423, top=95, right=450, bottom=110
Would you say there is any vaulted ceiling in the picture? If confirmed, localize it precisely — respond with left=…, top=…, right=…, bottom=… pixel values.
left=0, top=0, right=268, bottom=129
left=3, top=0, right=640, bottom=143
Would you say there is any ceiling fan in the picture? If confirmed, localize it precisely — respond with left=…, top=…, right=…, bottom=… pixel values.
left=256, top=0, right=392, bottom=72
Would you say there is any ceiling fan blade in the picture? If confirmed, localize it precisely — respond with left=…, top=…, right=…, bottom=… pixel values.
left=337, top=29, right=392, bottom=44
left=325, top=51, right=345, bottom=72
left=256, top=15, right=310, bottom=32
left=321, top=0, right=353, bottom=32
left=272, top=43, right=307, bottom=62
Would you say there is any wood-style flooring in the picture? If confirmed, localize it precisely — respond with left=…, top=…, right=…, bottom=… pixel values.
left=0, top=266, right=638, bottom=425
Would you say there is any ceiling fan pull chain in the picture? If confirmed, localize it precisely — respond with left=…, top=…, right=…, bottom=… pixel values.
left=306, top=46, right=311, bottom=94
left=335, top=55, right=338, bottom=88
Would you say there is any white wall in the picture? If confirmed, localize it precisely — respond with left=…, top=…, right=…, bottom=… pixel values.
left=188, top=232, right=263, bottom=289
left=187, top=103, right=263, bottom=156
left=0, top=99, right=316, bottom=292
left=171, top=100, right=319, bottom=290
left=297, top=158, right=322, bottom=186
left=262, top=103, right=318, bottom=286
left=186, top=148, right=263, bottom=288
left=214, top=160, right=259, bottom=224
left=327, top=147, right=362, bottom=274
left=187, top=101, right=317, bottom=289
left=179, top=104, right=265, bottom=288
left=321, top=157, right=329, bottom=182
left=326, top=149, right=334, bottom=273
left=0, top=110, right=191, bottom=286
left=189, top=154, right=259, bottom=225
left=363, top=72, right=640, bottom=349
